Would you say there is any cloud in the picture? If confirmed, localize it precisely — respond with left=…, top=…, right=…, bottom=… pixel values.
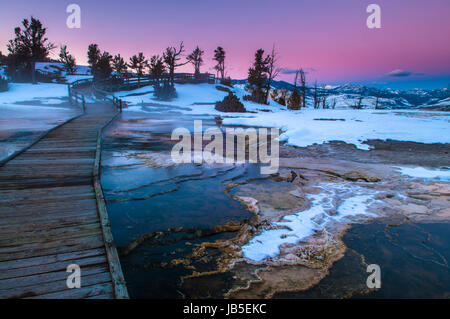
left=385, top=69, right=425, bottom=77
left=281, top=67, right=316, bottom=75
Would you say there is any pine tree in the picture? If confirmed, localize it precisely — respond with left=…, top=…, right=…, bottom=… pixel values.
left=148, top=55, right=166, bottom=84
left=87, top=44, right=112, bottom=81
left=248, top=49, right=270, bottom=104
left=129, top=53, right=148, bottom=87
left=59, top=45, right=76, bottom=74
left=112, top=54, right=127, bottom=75
left=7, top=17, right=55, bottom=83
left=96, top=52, right=113, bottom=81
left=187, top=46, right=204, bottom=78
left=213, top=46, right=226, bottom=79
left=87, top=44, right=100, bottom=70
left=288, top=87, right=301, bottom=110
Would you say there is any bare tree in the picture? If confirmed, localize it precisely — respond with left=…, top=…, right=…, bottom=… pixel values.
left=374, top=89, right=381, bottom=110
left=265, top=45, right=281, bottom=104
left=321, top=86, right=328, bottom=109
left=353, top=94, right=363, bottom=109
left=163, top=42, right=188, bottom=87
left=299, top=69, right=306, bottom=108
left=331, top=98, right=336, bottom=109
left=313, top=80, right=319, bottom=109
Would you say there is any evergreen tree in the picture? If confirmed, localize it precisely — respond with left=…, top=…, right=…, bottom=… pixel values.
left=87, top=44, right=112, bottom=81
left=148, top=55, right=166, bottom=83
left=187, top=46, right=204, bottom=78
left=213, top=46, right=226, bottom=79
left=112, top=54, right=127, bottom=75
left=96, top=52, right=113, bottom=80
left=59, top=45, right=76, bottom=74
left=288, top=87, right=301, bottom=110
left=7, top=16, right=55, bottom=83
left=87, top=44, right=100, bottom=70
left=129, top=52, right=148, bottom=86
left=248, top=49, right=269, bottom=104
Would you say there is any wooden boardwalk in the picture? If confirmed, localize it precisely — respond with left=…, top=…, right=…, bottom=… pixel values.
left=0, top=101, right=128, bottom=299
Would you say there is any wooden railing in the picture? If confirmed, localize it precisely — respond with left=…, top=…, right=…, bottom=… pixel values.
left=68, top=72, right=215, bottom=113
left=68, top=79, right=90, bottom=112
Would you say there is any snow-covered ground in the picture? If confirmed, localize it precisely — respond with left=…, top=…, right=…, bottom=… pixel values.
left=115, top=83, right=450, bottom=151
left=0, top=83, right=69, bottom=105
left=0, top=103, right=79, bottom=162
left=242, top=182, right=381, bottom=262
left=0, top=78, right=80, bottom=162
left=396, top=166, right=450, bottom=181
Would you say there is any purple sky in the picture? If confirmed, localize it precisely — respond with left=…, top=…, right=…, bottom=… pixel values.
left=1, top=0, right=449, bottom=89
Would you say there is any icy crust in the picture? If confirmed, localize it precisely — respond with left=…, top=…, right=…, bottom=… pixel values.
left=396, top=166, right=450, bottom=181
left=242, top=182, right=380, bottom=262
left=114, top=84, right=450, bottom=151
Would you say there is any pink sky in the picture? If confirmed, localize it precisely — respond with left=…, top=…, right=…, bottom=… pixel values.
left=1, top=0, right=449, bottom=88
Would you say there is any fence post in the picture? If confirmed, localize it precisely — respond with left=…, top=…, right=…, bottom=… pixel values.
left=82, top=96, right=86, bottom=113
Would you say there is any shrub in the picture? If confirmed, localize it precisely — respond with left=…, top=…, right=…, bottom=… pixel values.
left=0, top=76, right=9, bottom=92
left=154, top=82, right=177, bottom=100
left=215, top=92, right=246, bottom=113
left=220, top=77, right=233, bottom=88
left=216, top=85, right=231, bottom=93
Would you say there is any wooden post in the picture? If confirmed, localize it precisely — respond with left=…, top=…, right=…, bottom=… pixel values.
left=119, top=100, right=122, bottom=113
left=82, top=96, right=86, bottom=113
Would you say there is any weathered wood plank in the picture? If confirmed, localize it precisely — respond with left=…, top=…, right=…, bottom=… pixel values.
left=26, top=282, right=114, bottom=299
left=0, top=97, right=126, bottom=299
left=0, top=265, right=108, bottom=292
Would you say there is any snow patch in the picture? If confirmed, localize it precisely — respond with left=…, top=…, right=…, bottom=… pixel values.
left=242, top=183, right=381, bottom=262
left=396, top=166, right=450, bottom=181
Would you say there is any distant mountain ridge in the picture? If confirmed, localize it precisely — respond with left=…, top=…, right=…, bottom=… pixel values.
left=232, top=79, right=450, bottom=109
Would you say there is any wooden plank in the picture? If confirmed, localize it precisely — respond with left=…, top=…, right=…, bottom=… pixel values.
left=0, top=255, right=108, bottom=280
left=0, top=265, right=108, bottom=292
left=0, top=87, right=126, bottom=299
left=27, top=282, right=114, bottom=299
left=0, top=235, right=105, bottom=261
left=0, top=272, right=113, bottom=299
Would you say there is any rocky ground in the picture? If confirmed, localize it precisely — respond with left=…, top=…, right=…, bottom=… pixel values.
left=175, top=140, right=450, bottom=298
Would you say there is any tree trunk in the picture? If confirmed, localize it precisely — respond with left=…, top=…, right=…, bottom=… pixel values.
left=32, top=61, right=37, bottom=84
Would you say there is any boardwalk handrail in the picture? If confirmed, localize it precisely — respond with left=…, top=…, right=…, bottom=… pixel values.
left=69, top=71, right=216, bottom=113
left=93, top=113, right=129, bottom=299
